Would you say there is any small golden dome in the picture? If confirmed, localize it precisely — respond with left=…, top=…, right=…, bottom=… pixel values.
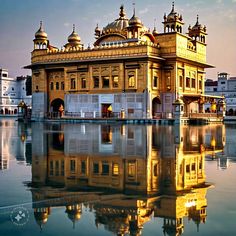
left=128, top=6, right=143, bottom=27
left=66, top=205, right=82, bottom=222
left=166, top=2, right=183, bottom=22
left=18, top=100, right=26, bottom=107
left=34, top=211, right=49, bottom=228
left=173, top=98, right=183, bottom=105
left=129, top=14, right=142, bottom=27
left=152, top=27, right=158, bottom=36
left=68, top=24, right=81, bottom=43
left=35, top=21, right=48, bottom=39
left=191, top=15, right=205, bottom=31
left=95, top=24, right=101, bottom=33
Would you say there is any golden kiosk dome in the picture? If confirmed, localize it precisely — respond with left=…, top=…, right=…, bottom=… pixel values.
left=128, top=9, right=143, bottom=28
left=65, top=204, right=82, bottom=228
left=68, top=24, right=81, bottom=43
left=64, top=24, right=83, bottom=49
left=34, top=208, right=50, bottom=231
left=35, top=21, right=48, bottom=39
left=165, top=2, right=183, bottom=22
left=191, top=15, right=206, bottom=32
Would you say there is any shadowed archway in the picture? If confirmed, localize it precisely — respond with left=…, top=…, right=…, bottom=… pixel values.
left=50, top=98, right=64, bottom=117
left=152, top=97, right=162, bottom=118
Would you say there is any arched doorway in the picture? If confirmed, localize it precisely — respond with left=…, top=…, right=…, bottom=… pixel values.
left=228, top=108, right=234, bottom=116
left=152, top=97, right=162, bottom=118
left=50, top=98, right=64, bottom=117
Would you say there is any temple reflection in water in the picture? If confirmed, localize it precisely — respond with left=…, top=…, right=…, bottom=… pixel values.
left=31, top=123, right=225, bottom=235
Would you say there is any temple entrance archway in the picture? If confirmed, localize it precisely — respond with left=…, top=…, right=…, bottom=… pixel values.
left=101, top=104, right=112, bottom=118
left=50, top=98, right=64, bottom=117
left=152, top=97, right=162, bottom=118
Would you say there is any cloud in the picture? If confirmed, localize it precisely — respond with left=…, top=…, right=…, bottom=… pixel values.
left=63, top=22, right=70, bottom=27
left=139, top=7, right=149, bottom=15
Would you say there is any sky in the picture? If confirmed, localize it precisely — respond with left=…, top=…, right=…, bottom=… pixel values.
left=0, top=0, right=235, bottom=79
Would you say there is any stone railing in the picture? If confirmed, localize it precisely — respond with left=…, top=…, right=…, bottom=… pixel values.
left=31, top=41, right=159, bottom=64
left=187, top=113, right=222, bottom=118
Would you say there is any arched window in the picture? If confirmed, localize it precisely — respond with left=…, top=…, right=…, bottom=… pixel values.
left=61, top=82, right=64, bottom=90
left=93, top=76, right=99, bottom=88
left=70, top=78, right=76, bottom=89
left=171, top=24, right=175, bottom=32
left=56, top=82, right=59, bottom=90
left=81, top=78, right=86, bottom=89
left=153, top=76, right=158, bottom=88
left=128, top=74, right=135, bottom=88
left=102, top=76, right=109, bottom=88
left=112, top=76, right=119, bottom=88
left=50, top=82, right=54, bottom=90
left=166, top=25, right=170, bottom=33
left=153, top=164, right=158, bottom=177
left=202, top=36, right=205, bottom=43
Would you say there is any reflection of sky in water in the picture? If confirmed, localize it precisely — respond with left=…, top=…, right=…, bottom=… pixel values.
left=0, top=119, right=236, bottom=236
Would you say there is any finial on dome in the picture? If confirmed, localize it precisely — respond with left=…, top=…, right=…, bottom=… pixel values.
left=153, top=19, right=158, bottom=36
left=73, top=24, right=75, bottom=32
left=196, top=15, right=199, bottom=24
left=133, top=2, right=136, bottom=16
left=40, top=21, right=43, bottom=29
left=164, top=13, right=167, bottom=20
left=119, top=5, right=125, bottom=18
left=172, top=1, right=175, bottom=12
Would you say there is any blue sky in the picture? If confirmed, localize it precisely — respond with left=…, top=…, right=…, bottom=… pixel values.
left=0, top=0, right=235, bottom=79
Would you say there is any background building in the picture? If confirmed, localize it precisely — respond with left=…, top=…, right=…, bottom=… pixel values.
left=205, top=72, right=236, bottom=115
left=0, top=68, right=32, bottom=115
left=0, top=119, right=31, bottom=170
left=26, top=4, right=214, bottom=120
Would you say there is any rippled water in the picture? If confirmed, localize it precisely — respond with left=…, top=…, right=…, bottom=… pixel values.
left=0, top=119, right=236, bottom=236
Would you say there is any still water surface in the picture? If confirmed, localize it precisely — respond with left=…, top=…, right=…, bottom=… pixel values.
left=0, top=119, right=236, bottom=236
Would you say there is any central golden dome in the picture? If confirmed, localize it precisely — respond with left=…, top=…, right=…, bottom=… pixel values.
left=103, top=5, right=129, bottom=35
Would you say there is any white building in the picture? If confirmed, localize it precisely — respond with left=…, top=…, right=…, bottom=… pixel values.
left=205, top=72, right=236, bottom=115
left=0, top=68, right=32, bottom=115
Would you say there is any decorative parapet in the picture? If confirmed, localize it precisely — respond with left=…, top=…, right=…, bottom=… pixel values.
left=176, top=34, right=206, bottom=64
left=31, top=41, right=160, bottom=64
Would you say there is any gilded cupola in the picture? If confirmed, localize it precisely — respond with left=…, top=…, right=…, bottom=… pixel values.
left=33, top=21, right=49, bottom=50
left=64, top=24, right=83, bottom=50
left=188, top=15, right=207, bottom=44
left=35, top=21, right=48, bottom=39
left=163, top=2, right=184, bottom=34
